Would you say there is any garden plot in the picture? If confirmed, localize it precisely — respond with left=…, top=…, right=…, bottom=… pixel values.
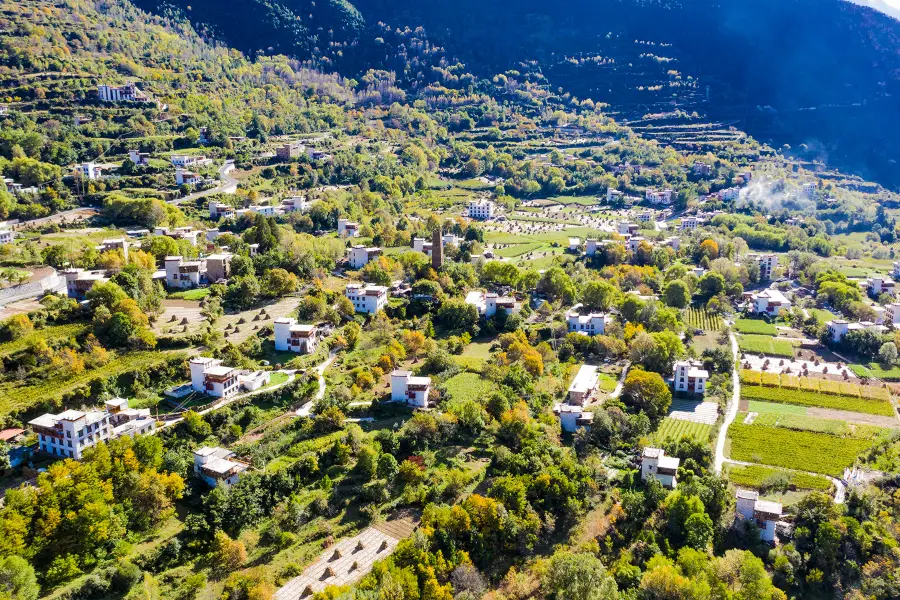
left=668, top=399, right=719, bottom=424
left=740, top=353, right=857, bottom=379
left=154, top=299, right=205, bottom=335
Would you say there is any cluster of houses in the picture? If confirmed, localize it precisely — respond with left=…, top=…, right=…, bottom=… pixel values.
left=209, top=196, right=314, bottom=220
left=188, top=357, right=271, bottom=399
left=275, top=142, right=333, bottom=163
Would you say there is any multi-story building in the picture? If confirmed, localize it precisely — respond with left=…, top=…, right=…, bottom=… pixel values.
left=566, top=304, right=612, bottom=336
left=693, top=161, right=713, bottom=177
left=209, top=200, right=235, bottom=219
left=281, top=196, right=311, bottom=213
left=307, top=148, right=332, bottom=162
left=673, top=360, right=709, bottom=394
left=77, top=162, right=102, bottom=180
left=618, top=222, right=640, bottom=236
left=826, top=320, right=887, bottom=343
left=680, top=216, right=705, bottom=230
left=718, top=187, right=740, bottom=201
left=567, top=365, right=600, bottom=405
left=646, top=188, right=674, bottom=205
left=128, top=150, right=150, bottom=166
left=636, top=210, right=654, bottom=223
left=750, top=289, right=791, bottom=315
left=205, top=253, right=233, bottom=283
left=170, top=155, right=210, bottom=168
left=553, top=404, right=594, bottom=433
left=390, top=370, right=432, bottom=408
left=248, top=205, right=278, bottom=217
left=63, top=269, right=109, bottom=301
left=607, top=189, right=624, bottom=203
left=748, top=253, right=779, bottom=280
left=176, top=169, right=202, bottom=186
left=627, top=236, right=647, bottom=253
left=193, top=447, right=249, bottom=488
left=348, top=245, right=382, bottom=269
left=442, top=233, right=460, bottom=247
left=736, top=490, right=782, bottom=543
left=29, top=398, right=154, bottom=460
left=467, top=199, right=496, bottom=220
left=274, top=318, right=318, bottom=354
left=802, top=182, right=818, bottom=200
left=885, top=303, right=900, bottom=326
left=866, top=276, right=896, bottom=299
left=464, top=290, right=519, bottom=318
left=189, top=357, right=239, bottom=398
left=98, top=83, right=150, bottom=103
left=165, top=256, right=203, bottom=289
left=96, top=238, right=129, bottom=260
left=0, top=228, right=14, bottom=245
left=337, top=218, right=361, bottom=238
left=641, top=447, right=680, bottom=489
left=276, top=142, right=304, bottom=160
left=345, top=283, right=389, bottom=314
left=662, top=236, right=681, bottom=251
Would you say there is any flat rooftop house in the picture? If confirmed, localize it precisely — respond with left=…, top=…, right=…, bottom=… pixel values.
left=567, top=365, right=600, bottom=405
left=193, top=446, right=249, bottom=488
left=641, top=447, right=680, bottom=489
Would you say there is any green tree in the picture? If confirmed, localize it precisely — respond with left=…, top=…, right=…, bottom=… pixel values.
left=621, top=369, right=672, bottom=421
left=543, top=551, right=619, bottom=600
left=663, top=280, right=691, bottom=309
left=0, top=556, right=39, bottom=600
left=582, top=280, right=619, bottom=311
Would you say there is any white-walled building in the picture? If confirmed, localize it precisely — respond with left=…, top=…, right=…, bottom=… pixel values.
left=467, top=199, right=496, bottom=220
left=154, top=227, right=202, bottom=246
left=826, top=320, right=887, bottom=343
left=165, top=256, right=203, bottom=289
left=442, top=233, right=460, bottom=247
left=866, top=276, right=896, bottom=298
left=553, top=404, right=594, bottom=433
left=77, top=162, right=102, bottom=180
left=718, top=187, right=740, bottom=201
left=748, top=253, right=779, bottom=280
left=641, top=447, right=680, bottom=489
left=673, top=360, right=709, bottom=395
left=281, top=196, right=312, bottom=213
left=607, top=189, right=624, bottom=203
left=63, top=269, right=109, bottom=301
left=627, top=236, right=647, bottom=253
left=176, top=169, right=202, bottom=186
left=171, top=154, right=210, bottom=168
left=193, top=447, right=249, bottom=488
left=98, top=83, right=149, bottom=103
left=636, top=210, right=654, bottom=223
left=348, top=245, right=382, bottom=269
left=618, top=222, right=639, bottom=236
left=0, top=228, right=14, bottom=245
left=248, top=205, right=278, bottom=217
left=390, top=370, right=432, bottom=408
left=464, top=290, right=519, bottom=318
left=189, top=357, right=240, bottom=398
left=662, top=236, right=681, bottom=251
left=345, top=283, right=389, bottom=314
left=96, top=238, right=130, bottom=260
left=646, top=188, right=674, bottom=205
left=274, top=318, right=318, bottom=354
left=29, top=398, right=154, bottom=460
left=750, top=289, right=791, bottom=316
left=680, top=216, right=705, bottom=230
left=885, top=303, right=900, bottom=326
left=566, top=304, right=612, bottom=336
left=209, top=200, right=235, bottom=220
left=128, top=150, right=150, bottom=166
left=567, top=365, right=600, bottom=405
left=736, top=490, right=782, bottom=543
left=338, top=218, right=361, bottom=238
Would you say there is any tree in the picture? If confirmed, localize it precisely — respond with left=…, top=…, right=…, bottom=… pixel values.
left=843, top=328, right=882, bottom=358
left=697, top=272, right=726, bottom=300
left=437, top=299, right=479, bottom=332
left=402, top=330, right=426, bottom=361
left=699, top=239, right=719, bottom=260
left=261, top=268, right=298, bottom=298
left=582, top=280, right=619, bottom=311
left=538, top=267, right=577, bottom=303
left=211, top=531, right=246, bottom=572
left=621, top=369, right=672, bottom=421
left=0, top=556, right=39, bottom=600
left=86, top=281, right=128, bottom=311
left=543, top=551, right=618, bottom=600
left=663, top=280, right=690, bottom=309
left=224, top=275, right=260, bottom=310
left=878, top=342, right=898, bottom=365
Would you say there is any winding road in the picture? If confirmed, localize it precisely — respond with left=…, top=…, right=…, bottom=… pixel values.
left=714, top=331, right=740, bottom=475
left=171, top=160, right=238, bottom=206
left=296, top=353, right=337, bottom=417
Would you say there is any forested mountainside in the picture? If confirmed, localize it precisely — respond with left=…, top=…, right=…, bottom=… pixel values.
left=138, top=0, right=900, bottom=190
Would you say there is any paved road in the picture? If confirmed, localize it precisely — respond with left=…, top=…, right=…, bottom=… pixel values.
left=171, top=160, right=237, bottom=206
left=714, top=331, right=741, bottom=475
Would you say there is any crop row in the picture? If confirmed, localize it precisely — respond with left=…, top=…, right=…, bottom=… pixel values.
left=749, top=412, right=887, bottom=440
left=685, top=308, right=724, bottom=332
left=737, top=335, right=795, bottom=358
left=726, top=464, right=833, bottom=491
left=739, top=371, right=891, bottom=401
left=652, top=418, right=713, bottom=445
left=741, top=385, right=894, bottom=417
left=733, top=318, right=777, bottom=336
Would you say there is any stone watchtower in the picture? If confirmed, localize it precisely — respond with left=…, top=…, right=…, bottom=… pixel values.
left=431, top=227, right=444, bottom=270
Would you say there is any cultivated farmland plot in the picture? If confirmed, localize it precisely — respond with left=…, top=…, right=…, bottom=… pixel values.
left=738, top=334, right=796, bottom=358
left=741, top=384, right=895, bottom=417
left=685, top=308, right=724, bottom=331
left=733, top=318, right=777, bottom=336
left=653, top=417, right=713, bottom=445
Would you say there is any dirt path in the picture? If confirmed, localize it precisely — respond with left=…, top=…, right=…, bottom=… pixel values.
left=805, top=407, right=899, bottom=428
left=714, top=331, right=740, bottom=475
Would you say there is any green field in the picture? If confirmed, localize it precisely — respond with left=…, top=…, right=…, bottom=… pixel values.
left=168, top=288, right=211, bottom=301
left=750, top=411, right=887, bottom=439
left=808, top=308, right=839, bottom=323
left=737, top=334, right=795, bottom=357
left=685, top=308, right=724, bottom=331
left=850, top=363, right=900, bottom=381
left=733, top=318, right=777, bottom=335
left=652, top=418, right=713, bottom=445
left=747, top=401, right=807, bottom=416
left=728, top=422, right=879, bottom=476
left=0, top=323, right=89, bottom=358
left=442, top=372, right=494, bottom=404
left=739, top=371, right=891, bottom=400
left=741, top=384, right=895, bottom=416
left=725, top=464, right=833, bottom=491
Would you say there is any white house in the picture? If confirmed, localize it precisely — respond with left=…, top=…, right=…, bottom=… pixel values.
left=627, top=236, right=647, bottom=253
left=718, top=187, right=740, bottom=201
left=77, top=162, right=102, bottom=180
left=567, top=365, right=600, bottom=405
left=348, top=246, right=382, bottom=269
left=607, top=189, right=624, bottom=203
left=170, top=154, right=210, bottom=168
left=568, top=237, right=581, bottom=252
left=98, top=83, right=149, bottom=102
left=274, top=318, right=318, bottom=354
left=96, top=238, right=130, bottom=260
left=866, top=276, right=896, bottom=299
left=345, top=283, right=389, bottom=314
left=636, top=210, right=654, bottom=223
left=802, top=182, right=818, bottom=200
left=128, top=150, right=150, bottom=166
left=0, top=228, right=14, bottom=245
left=566, top=304, right=612, bottom=336
left=390, top=370, right=432, bottom=408
left=465, top=290, right=519, bottom=318
left=165, top=256, right=203, bottom=289
left=154, top=226, right=202, bottom=246
left=193, top=447, right=249, bottom=488
left=176, top=169, right=202, bottom=186
left=736, top=490, right=782, bottom=543
left=553, top=404, right=594, bottom=433
left=618, top=222, right=639, bottom=236
left=29, top=398, right=154, bottom=461
left=189, top=357, right=239, bottom=398
left=467, top=199, right=496, bottom=220
left=680, top=216, right=705, bottom=230
left=646, top=189, right=674, bottom=205
left=892, top=262, right=900, bottom=280
left=826, top=320, right=887, bottom=343
left=885, top=303, right=900, bottom=326
left=281, top=196, right=312, bottom=212
left=673, top=360, right=709, bottom=395
left=338, top=218, right=361, bottom=238
left=442, top=233, right=460, bottom=247
left=238, top=370, right=270, bottom=392
left=641, top=447, right=680, bottom=489
left=249, top=205, right=278, bottom=217
left=63, top=269, right=109, bottom=301
left=662, top=236, right=681, bottom=251
left=748, top=253, right=779, bottom=280
left=750, top=289, right=791, bottom=316
left=209, top=200, right=235, bottom=220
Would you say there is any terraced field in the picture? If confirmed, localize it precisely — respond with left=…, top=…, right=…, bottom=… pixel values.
left=652, top=418, right=713, bottom=445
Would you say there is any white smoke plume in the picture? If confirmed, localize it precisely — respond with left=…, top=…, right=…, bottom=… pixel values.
left=735, top=175, right=816, bottom=212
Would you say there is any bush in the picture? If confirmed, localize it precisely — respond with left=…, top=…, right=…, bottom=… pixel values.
left=111, top=562, right=143, bottom=593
